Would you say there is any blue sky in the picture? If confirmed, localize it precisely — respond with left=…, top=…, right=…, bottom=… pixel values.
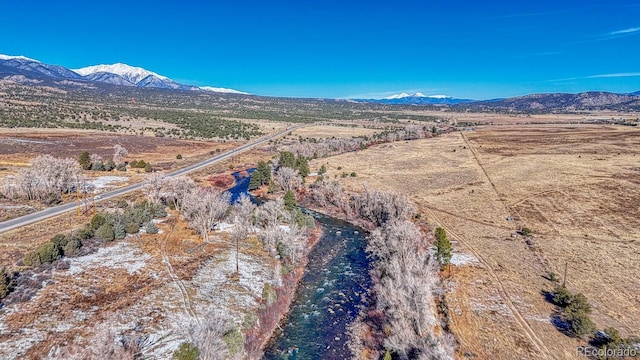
left=1, top=0, right=639, bottom=99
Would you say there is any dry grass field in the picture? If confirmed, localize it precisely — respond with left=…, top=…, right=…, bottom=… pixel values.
left=289, top=124, right=381, bottom=138
left=0, top=129, right=233, bottom=168
left=314, top=124, right=640, bottom=359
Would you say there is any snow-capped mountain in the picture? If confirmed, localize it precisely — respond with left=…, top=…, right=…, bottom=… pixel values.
left=73, top=63, right=169, bottom=84
left=0, top=54, right=40, bottom=62
left=0, top=54, right=84, bottom=81
left=361, top=92, right=473, bottom=105
left=0, top=53, right=248, bottom=94
left=200, top=86, right=249, bottom=94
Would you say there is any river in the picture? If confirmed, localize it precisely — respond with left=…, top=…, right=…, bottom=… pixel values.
left=227, top=171, right=372, bottom=359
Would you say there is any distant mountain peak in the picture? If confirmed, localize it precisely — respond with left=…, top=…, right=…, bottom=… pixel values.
left=0, top=54, right=40, bottom=62
left=72, top=63, right=169, bottom=84
left=385, top=92, right=453, bottom=100
left=199, top=86, right=249, bottom=94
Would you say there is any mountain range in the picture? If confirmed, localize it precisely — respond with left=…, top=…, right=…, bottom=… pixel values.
left=1, top=53, right=639, bottom=111
left=358, top=92, right=473, bottom=105
left=0, top=54, right=246, bottom=94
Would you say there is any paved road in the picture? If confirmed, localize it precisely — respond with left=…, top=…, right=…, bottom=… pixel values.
left=0, top=126, right=299, bottom=234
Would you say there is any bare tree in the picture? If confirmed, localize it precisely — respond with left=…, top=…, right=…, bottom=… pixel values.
left=90, top=153, right=103, bottom=164
left=368, top=220, right=453, bottom=359
left=231, top=195, right=255, bottom=273
left=53, top=322, right=144, bottom=360
left=181, top=187, right=230, bottom=241
left=143, top=173, right=167, bottom=204
left=273, top=167, right=301, bottom=192
left=353, top=186, right=413, bottom=226
left=2, top=155, right=80, bottom=203
left=255, top=199, right=285, bottom=228
left=178, top=310, right=241, bottom=360
left=112, top=144, right=128, bottom=164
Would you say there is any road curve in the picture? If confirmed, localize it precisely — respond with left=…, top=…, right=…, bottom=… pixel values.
left=0, top=126, right=300, bottom=234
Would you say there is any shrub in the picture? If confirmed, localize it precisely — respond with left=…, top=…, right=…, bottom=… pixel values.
left=116, top=163, right=127, bottom=171
left=144, top=222, right=159, bottom=234
left=0, top=267, right=15, bottom=299
left=262, top=283, right=277, bottom=307
left=173, top=342, right=199, bottom=360
left=567, top=311, right=596, bottom=337
left=104, top=160, right=116, bottom=171
left=222, top=327, right=243, bottom=356
left=144, top=163, right=153, bottom=173
left=318, top=164, right=327, bottom=175
left=95, top=224, right=115, bottom=241
left=337, top=166, right=342, bottom=170
left=63, top=237, right=82, bottom=257
left=24, top=242, right=62, bottom=267
left=350, top=172, right=357, bottom=177
left=521, top=227, right=532, bottom=236
left=75, top=224, right=94, bottom=240
left=176, top=154, right=182, bottom=159
left=91, top=161, right=105, bottom=171
left=90, top=214, right=107, bottom=230
left=125, top=223, right=140, bottom=234
left=113, top=222, right=126, bottom=239
left=552, top=286, right=574, bottom=307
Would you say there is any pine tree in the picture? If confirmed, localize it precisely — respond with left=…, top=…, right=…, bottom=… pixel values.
left=78, top=151, right=91, bottom=170
left=248, top=171, right=262, bottom=190
left=435, top=227, right=452, bottom=268
left=284, top=190, right=296, bottom=211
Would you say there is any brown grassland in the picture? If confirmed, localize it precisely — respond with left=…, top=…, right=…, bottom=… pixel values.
left=313, top=123, right=640, bottom=359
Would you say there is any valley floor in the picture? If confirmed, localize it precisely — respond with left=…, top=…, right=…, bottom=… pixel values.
left=314, top=124, right=640, bottom=359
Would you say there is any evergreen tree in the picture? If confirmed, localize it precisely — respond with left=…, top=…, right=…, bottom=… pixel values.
left=284, top=190, right=296, bottom=211
left=296, top=156, right=310, bottom=177
left=248, top=172, right=262, bottom=190
left=78, top=151, right=91, bottom=170
left=279, top=151, right=296, bottom=168
left=435, top=227, right=452, bottom=268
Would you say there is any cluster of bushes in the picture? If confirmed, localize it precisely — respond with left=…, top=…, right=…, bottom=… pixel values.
left=91, top=201, right=165, bottom=242
left=551, top=286, right=638, bottom=355
left=78, top=151, right=127, bottom=172
left=23, top=233, right=84, bottom=267
left=21, top=201, right=164, bottom=268
left=129, top=159, right=153, bottom=173
left=551, top=286, right=596, bottom=337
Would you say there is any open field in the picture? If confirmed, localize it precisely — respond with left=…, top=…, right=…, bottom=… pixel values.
left=0, top=129, right=233, bottom=168
left=288, top=124, right=382, bottom=138
left=316, top=124, right=640, bottom=359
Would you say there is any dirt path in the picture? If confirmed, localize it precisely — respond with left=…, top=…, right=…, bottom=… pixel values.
left=426, top=207, right=556, bottom=359
left=160, top=221, right=200, bottom=323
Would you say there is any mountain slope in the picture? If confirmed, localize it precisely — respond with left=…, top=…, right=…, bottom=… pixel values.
left=0, top=56, right=83, bottom=80
left=83, top=72, right=136, bottom=86
left=453, top=91, right=640, bottom=112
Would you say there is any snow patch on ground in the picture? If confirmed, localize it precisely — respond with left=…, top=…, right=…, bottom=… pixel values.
left=88, top=176, right=129, bottom=192
left=65, top=241, right=150, bottom=275
left=0, top=204, right=34, bottom=210
left=450, top=252, right=480, bottom=266
left=190, top=251, right=276, bottom=323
